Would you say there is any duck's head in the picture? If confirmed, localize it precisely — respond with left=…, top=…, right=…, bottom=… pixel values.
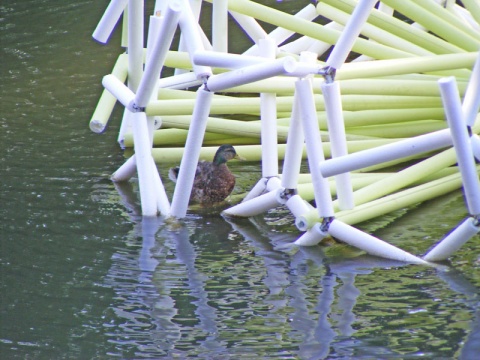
left=213, top=144, right=244, bottom=165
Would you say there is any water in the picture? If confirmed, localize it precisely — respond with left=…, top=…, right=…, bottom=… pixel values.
left=1, top=1, right=479, bottom=359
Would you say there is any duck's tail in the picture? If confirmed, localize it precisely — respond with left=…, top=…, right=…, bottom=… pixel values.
left=168, top=167, right=179, bottom=183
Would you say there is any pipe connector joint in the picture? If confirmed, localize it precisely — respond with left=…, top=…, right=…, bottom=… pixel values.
left=473, top=215, right=480, bottom=227
left=320, top=216, right=334, bottom=233
left=279, top=188, right=297, bottom=202
left=319, top=66, right=336, bottom=83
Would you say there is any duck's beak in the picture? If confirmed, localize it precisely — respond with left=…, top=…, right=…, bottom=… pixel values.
left=234, top=154, right=246, bottom=161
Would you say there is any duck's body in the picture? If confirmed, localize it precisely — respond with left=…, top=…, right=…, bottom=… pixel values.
left=169, top=145, right=241, bottom=204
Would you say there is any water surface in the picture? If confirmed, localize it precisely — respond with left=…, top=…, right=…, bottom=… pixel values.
left=1, top=1, right=479, bottom=359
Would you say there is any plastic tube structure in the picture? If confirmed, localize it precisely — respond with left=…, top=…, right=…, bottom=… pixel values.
left=127, top=0, right=144, bottom=92
left=223, top=188, right=281, bottom=217
left=438, top=76, right=480, bottom=216
left=462, top=53, right=480, bottom=127
left=194, top=51, right=269, bottom=69
left=179, top=0, right=213, bottom=80
left=206, top=56, right=297, bottom=93
left=281, top=88, right=304, bottom=189
left=111, top=156, right=137, bottom=182
left=294, top=223, right=328, bottom=246
left=321, top=81, right=354, bottom=210
left=157, top=72, right=201, bottom=90
left=243, top=3, right=317, bottom=56
left=92, top=0, right=128, bottom=44
left=267, top=4, right=318, bottom=46
left=170, top=87, right=213, bottom=218
left=135, top=1, right=182, bottom=109
left=102, top=74, right=136, bottom=112
left=146, top=14, right=163, bottom=64
left=328, top=220, right=430, bottom=264
left=131, top=112, right=158, bottom=216
left=423, top=218, right=480, bottom=261
left=296, top=78, right=334, bottom=218
left=212, top=0, right=228, bottom=52
left=259, top=39, right=278, bottom=178
left=472, top=134, right=480, bottom=162
left=281, top=51, right=316, bottom=190
left=326, top=0, right=377, bottom=69
left=241, top=177, right=268, bottom=202
left=229, top=11, right=268, bottom=45
left=319, top=129, right=453, bottom=178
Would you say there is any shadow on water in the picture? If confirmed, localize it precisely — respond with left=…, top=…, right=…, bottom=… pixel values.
left=100, top=182, right=480, bottom=359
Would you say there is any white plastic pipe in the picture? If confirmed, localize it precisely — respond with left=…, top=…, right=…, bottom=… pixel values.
left=173, top=0, right=203, bottom=77
left=307, top=22, right=344, bottom=57
left=279, top=36, right=316, bottom=54
left=423, top=218, right=480, bottom=261
left=146, top=14, right=163, bottom=65
left=194, top=50, right=268, bottom=69
left=243, top=4, right=318, bottom=56
left=212, top=0, right=228, bottom=52
left=179, top=0, right=213, bottom=79
left=322, top=81, right=354, bottom=210
left=102, top=74, right=136, bottom=112
left=153, top=0, right=167, bottom=15
left=462, top=53, right=480, bottom=127
left=92, top=0, right=129, bottom=44
left=170, top=87, right=213, bottom=218
left=328, top=220, right=430, bottom=264
left=296, top=78, right=334, bottom=218
left=152, top=156, right=171, bottom=216
left=281, top=89, right=304, bottom=189
left=194, top=50, right=322, bottom=77
left=145, top=114, right=170, bottom=215
left=259, top=39, right=278, bottom=178
left=266, top=176, right=282, bottom=192
left=286, top=195, right=311, bottom=218
left=229, top=10, right=268, bottom=45
left=117, top=107, right=132, bottom=146
left=127, top=0, right=144, bottom=92
left=259, top=93, right=278, bottom=176
left=111, top=155, right=137, bottom=182
left=287, top=62, right=324, bottom=78
left=131, top=112, right=158, bottom=216
left=223, top=188, right=280, bottom=217
left=135, top=1, right=182, bottom=108
left=206, top=56, right=297, bottom=93
left=268, top=4, right=318, bottom=46
left=319, top=129, right=453, bottom=178
left=294, top=223, right=328, bottom=246
left=326, top=0, right=377, bottom=70
left=471, top=134, right=480, bottom=162
left=157, top=72, right=201, bottom=90
left=439, top=77, right=480, bottom=216
left=281, top=51, right=316, bottom=190
left=242, top=177, right=267, bottom=202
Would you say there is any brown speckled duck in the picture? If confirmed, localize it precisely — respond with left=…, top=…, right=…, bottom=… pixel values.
left=168, top=145, right=242, bottom=204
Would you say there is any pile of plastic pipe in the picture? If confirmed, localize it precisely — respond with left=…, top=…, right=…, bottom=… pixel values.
left=89, top=0, right=480, bottom=265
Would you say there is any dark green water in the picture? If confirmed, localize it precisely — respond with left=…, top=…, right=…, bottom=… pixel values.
left=1, top=1, right=479, bottom=359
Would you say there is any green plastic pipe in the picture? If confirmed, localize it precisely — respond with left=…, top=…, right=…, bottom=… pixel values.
left=321, top=0, right=466, bottom=55
left=89, top=53, right=128, bottom=133
left=204, top=0, right=411, bottom=60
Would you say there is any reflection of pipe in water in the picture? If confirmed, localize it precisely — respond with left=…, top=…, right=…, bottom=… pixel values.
left=227, top=217, right=291, bottom=301
left=434, top=267, right=480, bottom=359
left=170, top=225, right=227, bottom=353
left=139, top=216, right=162, bottom=273
left=313, top=269, right=337, bottom=359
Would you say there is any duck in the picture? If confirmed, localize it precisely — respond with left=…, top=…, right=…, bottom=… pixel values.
left=168, top=144, right=243, bottom=204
